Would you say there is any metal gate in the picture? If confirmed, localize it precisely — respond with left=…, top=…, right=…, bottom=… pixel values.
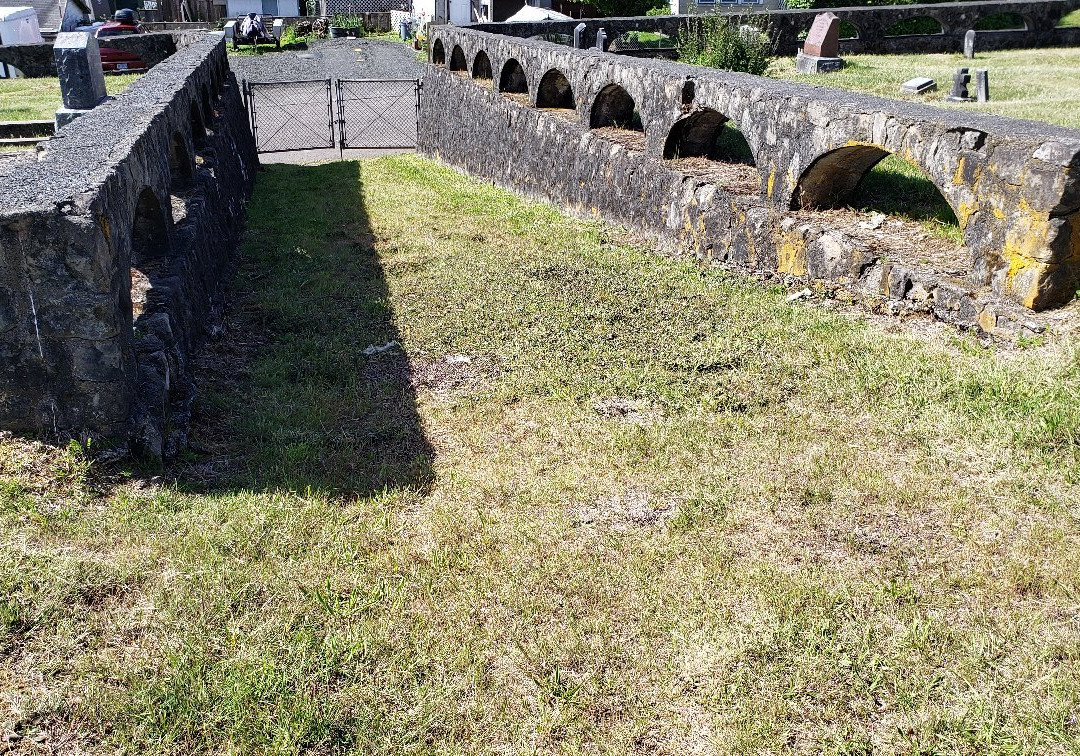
left=244, top=78, right=420, bottom=154
left=337, top=79, right=420, bottom=150
left=245, top=79, right=335, bottom=153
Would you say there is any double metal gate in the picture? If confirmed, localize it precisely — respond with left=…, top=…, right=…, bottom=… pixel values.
left=244, top=78, right=420, bottom=154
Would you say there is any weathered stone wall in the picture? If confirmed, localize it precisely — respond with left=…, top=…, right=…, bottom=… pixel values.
left=0, top=33, right=257, bottom=457
left=473, top=0, right=1080, bottom=55
left=0, top=31, right=202, bottom=78
left=421, top=27, right=1080, bottom=326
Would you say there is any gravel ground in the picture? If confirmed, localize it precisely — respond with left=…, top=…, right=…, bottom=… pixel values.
left=229, top=38, right=424, bottom=84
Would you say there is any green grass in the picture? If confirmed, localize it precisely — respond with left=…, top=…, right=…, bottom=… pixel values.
left=769, top=47, right=1080, bottom=130
left=1059, top=9, right=1080, bottom=27
left=0, top=73, right=140, bottom=122
left=4, top=155, right=1080, bottom=753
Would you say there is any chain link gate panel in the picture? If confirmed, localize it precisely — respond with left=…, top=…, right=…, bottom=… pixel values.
left=336, top=79, right=420, bottom=150
left=245, top=79, right=335, bottom=153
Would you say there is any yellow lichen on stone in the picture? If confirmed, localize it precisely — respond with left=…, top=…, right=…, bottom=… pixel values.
left=98, top=214, right=111, bottom=243
left=767, top=169, right=776, bottom=198
left=777, top=231, right=806, bottom=276
left=1002, top=200, right=1054, bottom=308
left=977, top=308, right=997, bottom=333
left=953, top=157, right=966, bottom=187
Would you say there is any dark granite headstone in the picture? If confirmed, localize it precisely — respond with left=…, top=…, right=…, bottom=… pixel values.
left=975, top=68, right=989, bottom=102
left=964, top=29, right=976, bottom=58
left=947, top=67, right=974, bottom=102
left=803, top=12, right=840, bottom=58
left=54, top=32, right=107, bottom=110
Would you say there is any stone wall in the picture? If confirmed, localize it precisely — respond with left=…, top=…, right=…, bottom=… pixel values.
left=0, top=31, right=202, bottom=78
left=0, top=33, right=257, bottom=458
left=421, top=27, right=1080, bottom=331
left=473, top=0, right=1080, bottom=55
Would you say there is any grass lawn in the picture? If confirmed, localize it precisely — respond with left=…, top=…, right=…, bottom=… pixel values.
left=769, top=47, right=1080, bottom=130
left=4, top=155, right=1080, bottom=753
left=0, top=73, right=141, bottom=122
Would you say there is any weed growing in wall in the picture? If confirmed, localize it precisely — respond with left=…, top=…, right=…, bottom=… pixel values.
left=677, top=12, right=774, bottom=76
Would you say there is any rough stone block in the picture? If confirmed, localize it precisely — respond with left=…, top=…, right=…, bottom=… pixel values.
left=796, top=52, right=845, bottom=74
left=53, top=32, right=107, bottom=110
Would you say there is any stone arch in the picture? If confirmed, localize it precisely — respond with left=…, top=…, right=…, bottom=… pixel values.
left=190, top=100, right=207, bottom=149
left=883, top=16, right=944, bottom=36
left=0, top=59, right=24, bottom=78
left=472, top=50, right=492, bottom=80
left=432, top=38, right=446, bottom=65
left=498, top=58, right=528, bottom=94
left=590, top=83, right=641, bottom=131
left=129, top=188, right=169, bottom=320
left=449, top=44, right=467, bottom=72
left=168, top=131, right=193, bottom=191
left=663, top=108, right=755, bottom=164
left=790, top=145, right=959, bottom=227
left=201, top=85, right=213, bottom=124
left=536, top=68, right=575, bottom=110
left=974, top=11, right=1028, bottom=30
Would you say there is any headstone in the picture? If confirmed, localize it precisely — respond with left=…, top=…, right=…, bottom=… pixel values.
left=795, top=12, right=845, bottom=74
left=804, top=12, right=840, bottom=58
left=595, top=27, right=607, bottom=52
left=900, top=76, right=937, bottom=94
left=53, top=32, right=108, bottom=128
left=946, top=67, right=975, bottom=102
left=963, top=29, right=976, bottom=59
left=975, top=68, right=989, bottom=102
left=573, top=22, right=586, bottom=49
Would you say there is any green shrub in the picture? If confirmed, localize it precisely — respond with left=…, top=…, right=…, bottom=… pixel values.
left=646, top=4, right=670, bottom=15
left=677, top=13, right=773, bottom=75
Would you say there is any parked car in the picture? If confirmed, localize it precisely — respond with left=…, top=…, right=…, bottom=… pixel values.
left=94, top=17, right=148, bottom=74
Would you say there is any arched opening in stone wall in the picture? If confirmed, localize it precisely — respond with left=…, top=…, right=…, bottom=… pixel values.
left=130, top=188, right=169, bottom=321
left=883, top=16, right=944, bottom=36
left=472, top=50, right=492, bottom=81
left=975, top=12, right=1028, bottom=30
left=590, top=84, right=641, bottom=130
left=1056, top=9, right=1080, bottom=27
left=449, top=44, right=467, bottom=73
left=536, top=69, right=575, bottom=112
left=201, top=85, right=213, bottom=124
left=663, top=109, right=759, bottom=194
left=792, top=146, right=962, bottom=247
left=168, top=131, right=192, bottom=191
left=432, top=39, right=446, bottom=66
left=190, top=100, right=207, bottom=149
left=499, top=58, right=529, bottom=102
left=590, top=83, right=644, bottom=151
left=0, top=61, right=25, bottom=78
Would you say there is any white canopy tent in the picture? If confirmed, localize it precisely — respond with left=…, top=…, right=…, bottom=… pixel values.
left=504, top=5, right=571, bottom=21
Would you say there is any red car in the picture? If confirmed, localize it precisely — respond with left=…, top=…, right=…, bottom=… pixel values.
left=94, top=22, right=148, bottom=74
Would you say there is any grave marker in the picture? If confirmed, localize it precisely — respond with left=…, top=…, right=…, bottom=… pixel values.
left=796, top=12, right=845, bottom=74
left=53, top=32, right=109, bottom=129
left=946, top=67, right=975, bottom=102
left=975, top=68, right=989, bottom=102
left=964, top=29, right=976, bottom=58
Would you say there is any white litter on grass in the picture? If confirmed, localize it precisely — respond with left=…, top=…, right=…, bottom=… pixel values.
left=786, top=288, right=813, bottom=303
left=363, top=340, right=400, bottom=355
left=445, top=354, right=472, bottom=364
left=860, top=212, right=887, bottom=230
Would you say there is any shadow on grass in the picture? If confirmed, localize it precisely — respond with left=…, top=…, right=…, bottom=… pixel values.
left=186, top=160, right=434, bottom=498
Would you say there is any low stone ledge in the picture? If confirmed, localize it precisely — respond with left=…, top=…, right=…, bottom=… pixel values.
left=419, top=65, right=1066, bottom=339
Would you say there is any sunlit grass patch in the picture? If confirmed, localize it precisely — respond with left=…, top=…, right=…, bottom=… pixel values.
left=0, top=74, right=141, bottom=122
left=2, top=155, right=1080, bottom=753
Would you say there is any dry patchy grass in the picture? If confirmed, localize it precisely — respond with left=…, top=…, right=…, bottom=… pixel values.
left=2, top=156, right=1080, bottom=754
